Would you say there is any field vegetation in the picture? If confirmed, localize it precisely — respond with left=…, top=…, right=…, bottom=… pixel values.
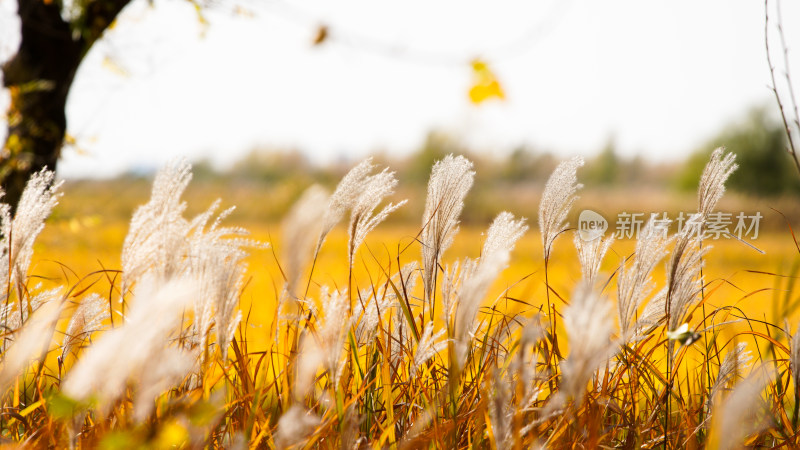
left=0, top=141, right=799, bottom=449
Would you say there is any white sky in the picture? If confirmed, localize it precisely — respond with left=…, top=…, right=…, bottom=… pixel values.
left=1, top=0, right=799, bottom=178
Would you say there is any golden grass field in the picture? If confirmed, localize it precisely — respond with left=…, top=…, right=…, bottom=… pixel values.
left=7, top=158, right=799, bottom=448
left=32, top=200, right=800, bottom=354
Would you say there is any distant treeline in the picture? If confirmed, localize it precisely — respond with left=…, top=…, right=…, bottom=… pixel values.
left=69, top=105, right=796, bottom=227
left=185, top=106, right=797, bottom=195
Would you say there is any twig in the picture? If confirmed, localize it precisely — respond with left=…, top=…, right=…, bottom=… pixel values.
left=765, top=0, right=800, bottom=175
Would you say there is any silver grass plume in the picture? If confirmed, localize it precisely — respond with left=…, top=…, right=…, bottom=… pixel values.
left=665, top=217, right=709, bottom=337
left=315, top=158, right=375, bottom=256
left=3, top=169, right=62, bottom=288
left=282, top=184, right=328, bottom=297
left=121, top=159, right=192, bottom=292
left=617, top=219, right=671, bottom=339
left=557, top=282, right=614, bottom=405
left=1, top=285, right=61, bottom=342
left=296, top=287, right=351, bottom=397
left=352, top=285, right=393, bottom=345
left=0, top=299, right=62, bottom=391
left=122, top=162, right=260, bottom=360
left=185, top=200, right=257, bottom=360
left=488, top=369, right=513, bottom=450
left=275, top=405, right=321, bottom=450
left=698, top=147, right=738, bottom=222
left=440, top=261, right=461, bottom=326
left=347, top=168, right=406, bottom=268
left=712, top=367, right=773, bottom=450
left=454, top=212, right=527, bottom=364
left=574, top=231, right=614, bottom=288
left=634, top=287, right=667, bottom=335
left=62, top=278, right=197, bottom=420
left=420, top=154, right=475, bottom=308
left=538, top=156, right=584, bottom=259
left=61, top=293, right=110, bottom=361
left=709, top=342, right=752, bottom=409
left=412, top=321, right=446, bottom=376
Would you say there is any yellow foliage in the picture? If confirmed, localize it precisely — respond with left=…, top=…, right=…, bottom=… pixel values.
left=469, top=59, right=505, bottom=104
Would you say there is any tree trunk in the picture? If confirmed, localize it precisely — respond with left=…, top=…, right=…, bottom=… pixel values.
left=1, top=0, right=130, bottom=212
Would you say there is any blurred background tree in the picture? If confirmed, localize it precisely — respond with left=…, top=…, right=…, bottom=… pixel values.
left=678, top=106, right=799, bottom=196
left=1, top=0, right=140, bottom=211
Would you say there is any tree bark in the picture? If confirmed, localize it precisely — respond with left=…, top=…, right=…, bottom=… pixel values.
left=1, top=0, right=130, bottom=212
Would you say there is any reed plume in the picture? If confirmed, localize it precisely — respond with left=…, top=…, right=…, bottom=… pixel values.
left=710, top=342, right=753, bottom=408
left=453, top=212, right=527, bottom=362
left=347, top=168, right=405, bottom=268
left=574, top=231, right=613, bottom=288
left=3, top=169, right=62, bottom=287
left=698, top=147, right=738, bottom=221
left=420, top=154, right=475, bottom=315
left=61, top=293, right=110, bottom=361
left=282, top=184, right=328, bottom=297
left=0, top=298, right=62, bottom=391
left=557, top=282, right=614, bottom=405
left=617, top=219, right=671, bottom=338
left=412, top=321, right=446, bottom=375
left=315, top=157, right=375, bottom=256
left=62, top=278, right=198, bottom=420
left=665, top=217, right=708, bottom=335
left=712, top=367, right=773, bottom=450
left=538, top=156, right=583, bottom=259
left=121, top=160, right=192, bottom=292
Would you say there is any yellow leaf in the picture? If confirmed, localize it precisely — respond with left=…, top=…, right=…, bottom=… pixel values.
left=468, top=59, right=506, bottom=104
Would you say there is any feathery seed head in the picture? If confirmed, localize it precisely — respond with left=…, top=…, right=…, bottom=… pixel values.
left=421, top=154, right=475, bottom=304
left=698, top=147, right=738, bottom=221
left=559, top=281, right=614, bottom=403
left=348, top=168, right=405, bottom=268
left=617, top=219, right=672, bottom=338
left=710, top=342, right=753, bottom=406
left=282, top=185, right=329, bottom=296
left=0, top=299, right=62, bottom=392
left=412, top=321, right=446, bottom=376
left=275, top=405, right=321, bottom=450
left=574, top=231, right=614, bottom=288
left=61, top=293, right=110, bottom=361
left=316, top=158, right=375, bottom=254
left=666, top=216, right=708, bottom=333
left=3, top=168, right=62, bottom=287
left=539, top=156, right=584, bottom=258
left=454, top=212, right=527, bottom=353
left=121, top=159, right=193, bottom=291
left=712, top=367, right=773, bottom=450
left=62, top=278, right=198, bottom=419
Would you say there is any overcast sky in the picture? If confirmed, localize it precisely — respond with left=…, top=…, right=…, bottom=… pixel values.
left=1, top=0, right=799, bottom=178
